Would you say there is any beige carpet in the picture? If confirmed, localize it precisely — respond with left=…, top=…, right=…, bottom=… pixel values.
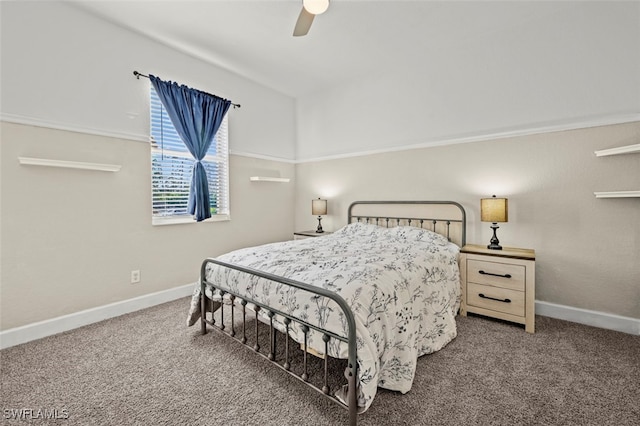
left=1, top=297, right=638, bottom=425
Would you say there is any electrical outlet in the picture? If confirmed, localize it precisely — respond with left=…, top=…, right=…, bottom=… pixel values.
left=130, top=270, right=141, bottom=284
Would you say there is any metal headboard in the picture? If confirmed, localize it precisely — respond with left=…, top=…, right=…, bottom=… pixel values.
left=347, top=200, right=466, bottom=247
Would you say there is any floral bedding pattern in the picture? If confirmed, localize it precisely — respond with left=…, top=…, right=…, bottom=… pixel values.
left=187, top=222, right=461, bottom=411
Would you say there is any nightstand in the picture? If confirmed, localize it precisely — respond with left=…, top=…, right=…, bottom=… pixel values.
left=293, top=230, right=333, bottom=240
left=460, top=244, right=536, bottom=333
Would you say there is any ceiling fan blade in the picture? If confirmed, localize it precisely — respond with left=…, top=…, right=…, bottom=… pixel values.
left=293, top=7, right=315, bottom=37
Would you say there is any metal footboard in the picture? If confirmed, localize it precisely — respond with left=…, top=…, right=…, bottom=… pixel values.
left=200, top=258, right=359, bottom=426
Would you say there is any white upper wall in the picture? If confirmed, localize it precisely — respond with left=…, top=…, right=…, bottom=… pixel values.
left=0, top=1, right=297, bottom=161
left=2, top=2, right=637, bottom=163
left=296, top=1, right=640, bottom=160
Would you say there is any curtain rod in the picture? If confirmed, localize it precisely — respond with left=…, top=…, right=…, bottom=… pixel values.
left=133, top=71, right=240, bottom=109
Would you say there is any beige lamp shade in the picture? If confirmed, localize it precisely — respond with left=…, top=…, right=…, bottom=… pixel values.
left=481, top=196, right=508, bottom=223
left=312, top=198, right=327, bottom=216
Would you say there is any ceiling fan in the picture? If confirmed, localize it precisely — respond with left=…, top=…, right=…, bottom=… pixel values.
left=293, top=0, right=330, bottom=36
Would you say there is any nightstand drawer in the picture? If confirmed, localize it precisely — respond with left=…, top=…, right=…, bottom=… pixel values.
left=467, top=283, right=525, bottom=317
left=467, top=259, right=525, bottom=291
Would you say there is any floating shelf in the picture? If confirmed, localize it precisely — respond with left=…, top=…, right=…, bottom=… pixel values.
left=594, top=144, right=640, bottom=157
left=18, top=157, right=121, bottom=172
left=594, top=143, right=638, bottom=199
left=249, top=176, right=290, bottom=183
left=594, top=191, right=640, bottom=199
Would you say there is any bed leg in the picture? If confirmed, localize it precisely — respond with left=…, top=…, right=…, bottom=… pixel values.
left=347, top=366, right=357, bottom=426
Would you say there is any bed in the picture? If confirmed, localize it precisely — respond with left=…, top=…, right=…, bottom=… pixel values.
left=187, top=201, right=466, bottom=425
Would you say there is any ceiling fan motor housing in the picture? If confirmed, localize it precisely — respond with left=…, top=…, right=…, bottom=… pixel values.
left=303, top=0, right=329, bottom=15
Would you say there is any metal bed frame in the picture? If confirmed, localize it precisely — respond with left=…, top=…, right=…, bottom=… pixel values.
left=199, top=201, right=466, bottom=425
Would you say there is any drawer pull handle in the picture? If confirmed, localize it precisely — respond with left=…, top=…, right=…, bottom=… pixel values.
left=479, top=293, right=511, bottom=303
left=479, top=270, right=512, bottom=279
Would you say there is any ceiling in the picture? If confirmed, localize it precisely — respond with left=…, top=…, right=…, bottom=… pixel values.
left=71, top=0, right=578, bottom=98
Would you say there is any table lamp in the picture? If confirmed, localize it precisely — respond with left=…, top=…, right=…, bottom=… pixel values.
left=481, top=195, right=508, bottom=250
left=312, top=198, right=327, bottom=233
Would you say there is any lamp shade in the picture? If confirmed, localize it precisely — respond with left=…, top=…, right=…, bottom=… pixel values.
left=481, top=196, right=508, bottom=223
left=312, top=198, right=327, bottom=216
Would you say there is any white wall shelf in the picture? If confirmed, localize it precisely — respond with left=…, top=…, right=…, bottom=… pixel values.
left=594, top=143, right=640, bottom=157
left=594, top=191, right=640, bottom=199
left=249, top=176, right=290, bottom=183
left=594, top=143, right=638, bottom=198
left=18, top=157, right=121, bottom=172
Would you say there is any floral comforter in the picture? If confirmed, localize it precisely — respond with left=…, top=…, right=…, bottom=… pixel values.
left=187, top=222, right=461, bottom=411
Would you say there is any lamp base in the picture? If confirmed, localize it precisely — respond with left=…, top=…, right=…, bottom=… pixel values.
left=487, top=223, right=502, bottom=250
left=316, top=216, right=324, bottom=233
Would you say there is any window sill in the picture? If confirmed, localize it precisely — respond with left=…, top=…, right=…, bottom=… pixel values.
left=152, top=214, right=230, bottom=226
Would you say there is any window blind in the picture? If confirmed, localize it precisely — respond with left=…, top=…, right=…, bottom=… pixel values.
left=150, top=86, right=229, bottom=222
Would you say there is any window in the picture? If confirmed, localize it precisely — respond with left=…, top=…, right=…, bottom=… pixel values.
left=150, top=86, right=230, bottom=225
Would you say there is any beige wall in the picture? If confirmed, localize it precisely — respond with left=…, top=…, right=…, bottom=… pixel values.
left=294, top=122, right=640, bottom=319
left=0, top=122, right=295, bottom=330
left=3, top=121, right=636, bottom=332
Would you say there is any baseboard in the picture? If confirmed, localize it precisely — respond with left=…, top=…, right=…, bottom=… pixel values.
left=536, top=301, right=640, bottom=335
left=0, top=284, right=195, bottom=350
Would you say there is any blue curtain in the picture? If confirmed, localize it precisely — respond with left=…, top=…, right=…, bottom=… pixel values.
left=150, top=75, right=231, bottom=222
